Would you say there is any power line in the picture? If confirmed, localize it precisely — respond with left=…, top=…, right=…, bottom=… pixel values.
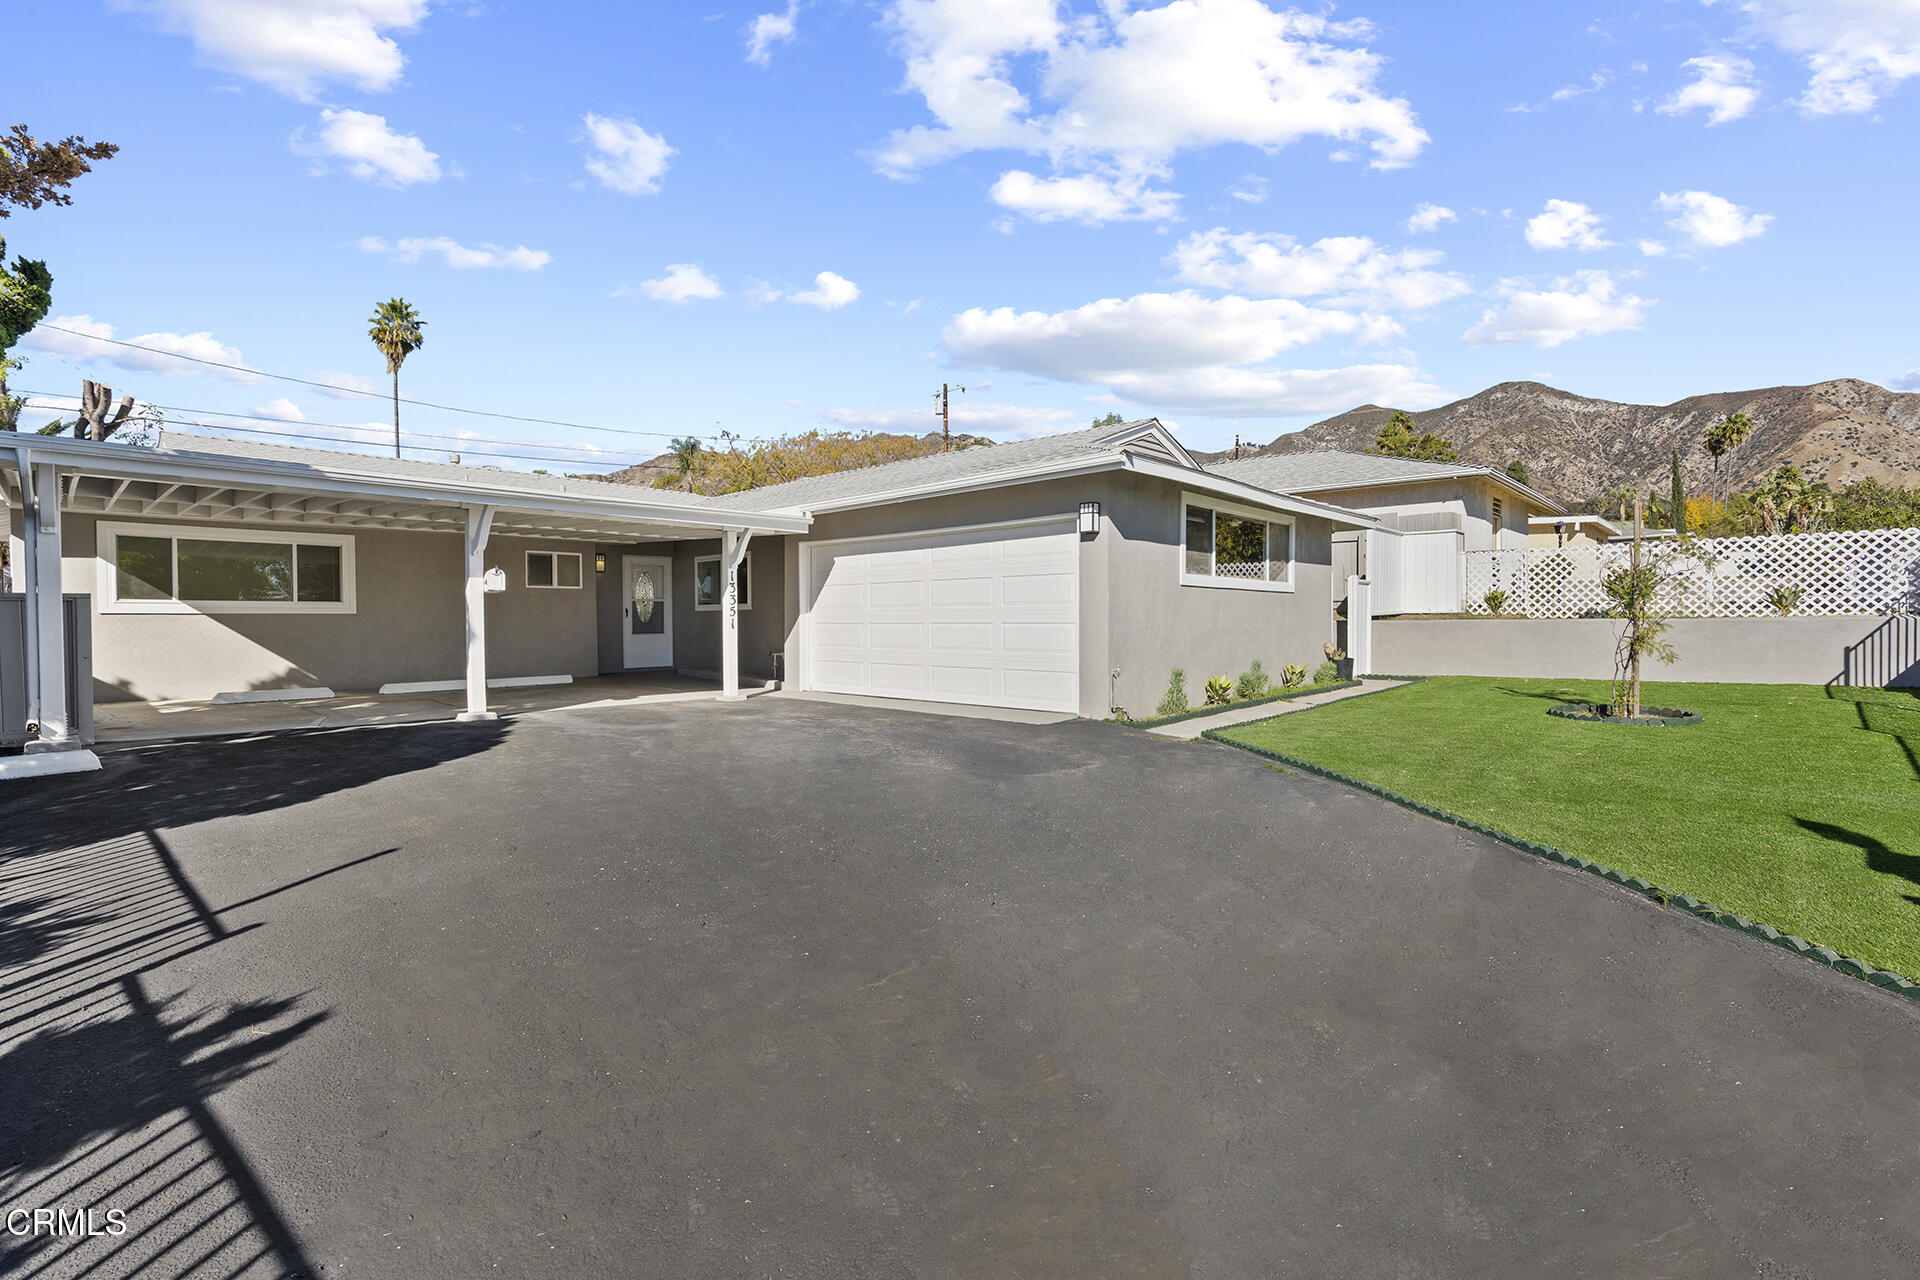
left=18, top=391, right=650, bottom=461
left=30, top=323, right=734, bottom=445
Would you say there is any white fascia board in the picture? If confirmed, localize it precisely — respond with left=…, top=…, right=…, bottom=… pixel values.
left=1281, top=465, right=1568, bottom=516
left=15, top=435, right=810, bottom=534
left=1100, top=419, right=1197, bottom=469
left=1126, top=456, right=1384, bottom=528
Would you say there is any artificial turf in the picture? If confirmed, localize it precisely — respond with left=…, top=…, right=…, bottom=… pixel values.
left=1217, top=677, right=1920, bottom=977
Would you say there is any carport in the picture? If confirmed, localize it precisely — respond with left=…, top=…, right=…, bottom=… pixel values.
left=1, top=433, right=807, bottom=777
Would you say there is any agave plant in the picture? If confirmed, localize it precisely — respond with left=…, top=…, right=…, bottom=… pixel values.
left=1205, top=674, right=1235, bottom=705
left=1766, top=583, right=1802, bottom=616
left=1281, top=663, right=1308, bottom=688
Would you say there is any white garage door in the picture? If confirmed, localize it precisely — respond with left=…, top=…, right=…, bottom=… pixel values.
left=805, top=520, right=1080, bottom=713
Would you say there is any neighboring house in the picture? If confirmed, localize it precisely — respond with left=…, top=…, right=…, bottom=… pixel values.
left=1, top=420, right=1376, bottom=734
left=1529, top=514, right=1624, bottom=547
left=1208, top=449, right=1565, bottom=553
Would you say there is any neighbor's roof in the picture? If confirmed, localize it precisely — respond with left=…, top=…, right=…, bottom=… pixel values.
left=1209, top=448, right=1567, bottom=514
left=701, top=420, right=1169, bottom=512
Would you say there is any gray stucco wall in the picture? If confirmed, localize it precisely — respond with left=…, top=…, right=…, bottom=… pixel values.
left=1313, top=475, right=1543, bottom=553
left=62, top=513, right=600, bottom=702
left=778, top=472, right=1338, bottom=718
left=1373, top=615, right=1920, bottom=687
left=594, top=535, right=786, bottom=681
left=1103, top=471, right=1337, bottom=718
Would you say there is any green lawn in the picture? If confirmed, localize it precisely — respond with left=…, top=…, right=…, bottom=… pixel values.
left=1218, top=677, right=1920, bottom=976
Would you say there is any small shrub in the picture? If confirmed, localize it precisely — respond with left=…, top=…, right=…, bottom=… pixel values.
left=1156, top=668, right=1189, bottom=718
left=1483, top=588, right=1509, bottom=614
left=1313, top=659, right=1340, bottom=685
left=1766, top=583, right=1802, bottom=616
left=1281, top=663, right=1308, bottom=688
left=1205, top=674, right=1235, bottom=706
left=1236, top=659, right=1270, bottom=700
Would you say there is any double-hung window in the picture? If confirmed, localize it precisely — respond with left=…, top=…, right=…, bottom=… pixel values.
left=693, top=553, right=750, bottom=610
left=526, top=550, right=583, bottom=589
left=1180, top=495, right=1294, bottom=591
left=98, top=522, right=355, bottom=614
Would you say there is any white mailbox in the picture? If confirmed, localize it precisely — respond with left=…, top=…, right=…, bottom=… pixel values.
left=483, top=567, right=507, bottom=593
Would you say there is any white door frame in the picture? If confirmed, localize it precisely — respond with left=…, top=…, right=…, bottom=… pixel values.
left=621, top=554, right=674, bottom=669
left=793, top=513, right=1079, bottom=699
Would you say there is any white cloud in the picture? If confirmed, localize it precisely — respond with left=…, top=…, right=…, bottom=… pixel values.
left=746, top=1, right=799, bottom=65
left=358, top=235, right=551, bottom=270
left=581, top=113, right=674, bottom=194
left=1659, top=54, right=1761, bottom=123
left=788, top=271, right=860, bottom=309
left=1525, top=199, right=1612, bottom=251
left=630, top=263, right=724, bottom=302
left=253, top=397, right=305, bottom=421
left=1171, top=228, right=1471, bottom=312
left=825, top=402, right=1082, bottom=438
left=944, top=291, right=1373, bottom=382
left=1405, top=203, right=1457, bottom=233
left=312, top=370, right=380, bottom=399
left=1462, top=271, right=1651, bottom=348
left=874, top=0, right=1427, bottom=215
left=1551, top=69, right=1614, bottom=101
left=988, top=169, right=1181, bottom=224
left=1655, top=189, right=1773, bottom=247
left=1706, top=0, right=1920, bottom=114
left=298, top=108, right=441, bottom=185
left=1888, top=369, right=1920, bottom=391
left=1639, top=239, right=1671, bottom=256
left=1229, top=174, right=1269, bottom=204
left=936, top=288, right=1436, bottom=415
left=21, top=314, right=265, bottom=383
left=113, top=0, right=429, bottom=100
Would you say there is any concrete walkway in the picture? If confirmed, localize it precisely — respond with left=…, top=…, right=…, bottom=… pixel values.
left=91, top=672, right=772, bottom=746
left=1148, top=677, right=1407, bottom=739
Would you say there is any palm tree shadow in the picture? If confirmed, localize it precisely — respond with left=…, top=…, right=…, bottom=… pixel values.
left=1793, top=817, right=1920, bottom=893
left=1494, top=685, right=1598, bottom=704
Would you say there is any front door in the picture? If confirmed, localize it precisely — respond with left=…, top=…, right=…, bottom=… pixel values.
left=622, top=556, right=674, bottom=669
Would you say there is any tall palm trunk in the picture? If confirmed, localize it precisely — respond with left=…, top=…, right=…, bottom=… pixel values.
left=392, top=367, right=401, bottom=459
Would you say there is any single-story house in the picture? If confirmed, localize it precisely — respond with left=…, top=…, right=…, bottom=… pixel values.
left=2, top=420, right=1378, bottom=753
left=1529, top=513, right=1624, bottom=547
left=1208, top=450, right=1566, bottom=553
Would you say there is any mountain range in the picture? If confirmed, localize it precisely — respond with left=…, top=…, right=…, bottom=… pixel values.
left=1233, top=379, right=1920, bottom=501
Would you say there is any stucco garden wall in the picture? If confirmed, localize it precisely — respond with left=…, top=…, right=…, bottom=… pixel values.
left=1373, top=615, right=1920, bottom=687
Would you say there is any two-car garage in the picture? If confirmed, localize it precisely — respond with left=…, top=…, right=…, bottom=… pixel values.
left=799, top=519, right=1081, bottom=714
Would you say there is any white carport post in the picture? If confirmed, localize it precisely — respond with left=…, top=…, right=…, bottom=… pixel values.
left=456, top=504, right=497, bottom=723
left=719, top=527, right=751, bottom=701
left=25, top=458, right=72, bottom=748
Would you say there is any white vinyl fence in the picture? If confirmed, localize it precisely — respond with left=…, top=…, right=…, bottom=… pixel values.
left=1462, top=527, right=1920, bottom=618
left=1365, top=528, right=1463, bottom=615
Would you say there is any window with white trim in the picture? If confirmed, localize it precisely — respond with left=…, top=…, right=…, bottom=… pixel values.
left=526, top=550, right=583, bottom=589
left=693, top=553, right=750, bottom=610
left=1180, top=496, right=1294, bottom=591
left=98, top=522, right=355, bottom=614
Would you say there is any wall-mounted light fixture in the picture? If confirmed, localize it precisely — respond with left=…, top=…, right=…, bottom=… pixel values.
left=1078, top=501, right=1102, bottom=537
left=594, top=551, right=607, bottom=574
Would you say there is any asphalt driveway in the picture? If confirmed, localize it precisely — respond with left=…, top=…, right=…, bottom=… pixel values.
left=4, top=696, right=1919, bottom=1278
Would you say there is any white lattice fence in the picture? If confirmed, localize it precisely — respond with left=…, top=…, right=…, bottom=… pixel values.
left=1464, top=528, right=1920, bottom=618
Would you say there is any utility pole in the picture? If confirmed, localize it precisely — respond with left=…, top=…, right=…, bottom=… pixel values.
left=934, top=383, right=965, bottom=452
left=1234, top=434, right=1242, bottom=461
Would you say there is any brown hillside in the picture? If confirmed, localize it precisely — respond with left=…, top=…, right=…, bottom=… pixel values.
left=1244, top=379, right=1920, bottom=500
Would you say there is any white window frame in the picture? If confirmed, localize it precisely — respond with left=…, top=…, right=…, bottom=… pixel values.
left=525, top=549, right=584, bottom=590
left=1179, top=492, right=1296, bottom=594
left=693, top=552, right=751, bottom=611
left=96, top=521, right=357, bottom=615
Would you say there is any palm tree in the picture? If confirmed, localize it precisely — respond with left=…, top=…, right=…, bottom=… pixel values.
left=669, top=435, right=703, bottom=491
left=1603, top=483, right=1638, bottom=523
left=367, top=298, right=426, bottom=459
left=1704, top=412, right=1753, bottom=494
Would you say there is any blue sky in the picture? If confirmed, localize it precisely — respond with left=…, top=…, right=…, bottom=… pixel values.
left=9, top=0, right=1919, bottom=470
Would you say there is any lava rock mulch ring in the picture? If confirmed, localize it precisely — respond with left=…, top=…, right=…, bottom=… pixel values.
left=1547, top=702, right=1703, bottom=727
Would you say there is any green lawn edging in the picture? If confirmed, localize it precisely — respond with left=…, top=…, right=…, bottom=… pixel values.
left=1110, top=679, right=1360, bottom=729
left=1199, top=719, right=1920, bottom=1003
